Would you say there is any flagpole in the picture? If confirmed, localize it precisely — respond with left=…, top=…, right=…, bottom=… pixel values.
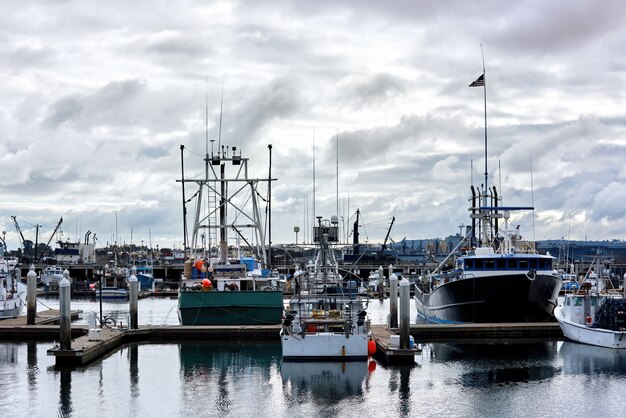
left=480, top=44, right=487, bottom=210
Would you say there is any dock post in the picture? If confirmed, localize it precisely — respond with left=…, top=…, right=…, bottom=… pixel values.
left=378, top=266, right=384, bottom=299
left=399, top=277, right=410, bottom=349
left=59, top=277, right=71, bottom=350
left=129, top=274, right=138, bottom=329
left=27, top=266, right=37, bottom=325
left=389, top=273, right=398, bottom=328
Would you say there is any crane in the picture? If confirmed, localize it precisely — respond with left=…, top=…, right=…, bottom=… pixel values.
left=11, top=216, right=28, bottom=255
left=381, top=216, right=395, bottom=251
left=38, top=217, right=63, bottom=263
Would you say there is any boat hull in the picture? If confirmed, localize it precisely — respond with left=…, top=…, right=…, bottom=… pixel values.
left=414, top=273, right=561, bottom=323
left=555, top=305, right=626, bottom=349
left=96, top=289, right=129, bottom=300
left=281, top=332, right=369, bottom=361
left=177, top=290, right=284, bottom=325
left=0, top=282, right=26, bottom=319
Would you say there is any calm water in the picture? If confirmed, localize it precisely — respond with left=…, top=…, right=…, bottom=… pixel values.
left=0, top=298, right=624, bottom=417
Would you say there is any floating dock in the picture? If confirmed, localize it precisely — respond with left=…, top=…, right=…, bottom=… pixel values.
left=0, top=319, right=566, bottom=366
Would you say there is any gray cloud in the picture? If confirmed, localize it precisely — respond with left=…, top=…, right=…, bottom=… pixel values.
left=2, top=0, right=626, bottom=250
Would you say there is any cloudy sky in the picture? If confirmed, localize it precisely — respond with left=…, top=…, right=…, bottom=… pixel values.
left=2, top=0, right=626, bottom=252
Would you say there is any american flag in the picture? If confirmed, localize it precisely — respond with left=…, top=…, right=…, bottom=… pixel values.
left=469, top=73, right=485, bottom=87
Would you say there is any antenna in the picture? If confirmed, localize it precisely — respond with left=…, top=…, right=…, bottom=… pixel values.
left=312, top=130, right=316, bottom=224
left=498, top=159, right=502, bottom=201
left=205, top=74, right=209, bottom=156
left=218, top=83, right=224, bottom=151
left=530, top=151, right=535, bottom=243
left=336, top=130, right=339, bottom=224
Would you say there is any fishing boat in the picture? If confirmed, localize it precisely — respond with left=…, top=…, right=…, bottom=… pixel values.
left=0, top=241, right=26, bottom=319
left=40, top=265, right=65, bottom=287
left=414, top=70, right=561, bottom=323
left=94, top=264, right=129, bottom=300
left=554, top=258, right=626, bottom=348
left=177, top=144, right=284, bottom=326
left=414, top=200, right=562, bottom=323
left=281, top=217, right=370, bottom=361
left=132, top=260, right=162, bottom=291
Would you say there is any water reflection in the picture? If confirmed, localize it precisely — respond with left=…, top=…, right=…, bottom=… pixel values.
left=27, top=341, right=38, bottom=407
left=58, top=367, right=73, bottom=417
left=178, top=341, right=281, bottom=415
left=560, top=342, right=626, bottom=376
left=281, top=361, right=367, bottom=403
left=429, top=342, right=561, bottom=387
left=128, top=345, right=139, bottom=411
left=429, top=341, right=559, bottom=362
left=387, top=365, right=413, bottom=417
left=0, top=343, right=17, bottom=363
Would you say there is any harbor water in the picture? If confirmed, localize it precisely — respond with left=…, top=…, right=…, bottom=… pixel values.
left=1, top=297, right=626, bottom=417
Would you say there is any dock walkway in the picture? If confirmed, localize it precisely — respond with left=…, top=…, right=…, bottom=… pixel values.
left=0, top=313, right=564, bottom=366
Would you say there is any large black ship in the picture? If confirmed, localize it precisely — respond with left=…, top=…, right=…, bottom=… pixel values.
left=415, top=248, right=562, bottom=323
left=415, top=70, right=562, bottom=324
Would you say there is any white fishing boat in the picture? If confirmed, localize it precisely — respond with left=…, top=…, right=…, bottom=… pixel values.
left=40, top=265, right=65, bottom=286
left=0, top=242, right=26, bottom=319
left=281, top=217, right=370, bottom=361
left=555, top=258, right=626, bottom=349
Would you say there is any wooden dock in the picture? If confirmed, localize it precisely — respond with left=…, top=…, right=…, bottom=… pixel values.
left=0, top=312, right=565, bottom=367
left=370, top=324, right=420, bottom=365
left=408, top=322, right=563, bottom=341
left=0, top=309, right=84, bottom=340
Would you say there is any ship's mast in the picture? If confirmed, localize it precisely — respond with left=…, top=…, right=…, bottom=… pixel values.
left=177, top=146, right=276, bottom=267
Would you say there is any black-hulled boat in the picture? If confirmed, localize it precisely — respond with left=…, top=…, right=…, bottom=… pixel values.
left=414, top=191, right=562, bottom=323
left=415, top=70, right=562, bottom=323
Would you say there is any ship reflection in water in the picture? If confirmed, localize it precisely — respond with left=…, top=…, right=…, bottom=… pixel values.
left=426, top=341, right=561, bottom=387
left=281, top=361, right=367, bottom=403
left=560, top=341, right=626, bottom=375
left=5, top=338, right=626, bottom=416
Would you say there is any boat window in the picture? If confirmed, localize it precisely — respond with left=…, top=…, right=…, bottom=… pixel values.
left=507, top=259, right=517, bottom=269
left=465, top=259, right=474, bottom=270
left=474, top=260, right=483, bottom=269
left=537, top=259, right=545, bottom=269
left=496, top=259, right=505, bottom=269
left=546, top=259, right=552, bottom=269
left=529, top=259, right=537, bottom=269
left=574, top=298, right=582, bottom=306
left=485, top=259, right=495, bottom=269
left=566, top=298, right=570, bottom=306
left=592, top=298, right=597, bottom=306
left=518, top=259, right=528, bottom=269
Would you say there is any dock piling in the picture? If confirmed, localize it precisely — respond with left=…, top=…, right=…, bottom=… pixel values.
left=129, top=274, right=138, bottom=329
left=59, top=278, right=71, bottom=350
left=389, top=273, right=398, bottom=328
left=378, top=266, right=384, bottom=299
left=399, top=277, right=410, bottom=349
left=27, top=266, right=37, bottom=325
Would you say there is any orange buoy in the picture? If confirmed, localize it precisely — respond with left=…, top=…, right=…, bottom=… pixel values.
left=368, top=360, right=377, bottom=373
left=585, top=315, right=592, bottom=324
left=202, top=278, right=212, bottom=288
left=368, top=339, right=376, bottom=355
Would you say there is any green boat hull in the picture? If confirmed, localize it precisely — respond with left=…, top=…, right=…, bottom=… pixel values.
left=178, top=290, right=284, bottom=325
